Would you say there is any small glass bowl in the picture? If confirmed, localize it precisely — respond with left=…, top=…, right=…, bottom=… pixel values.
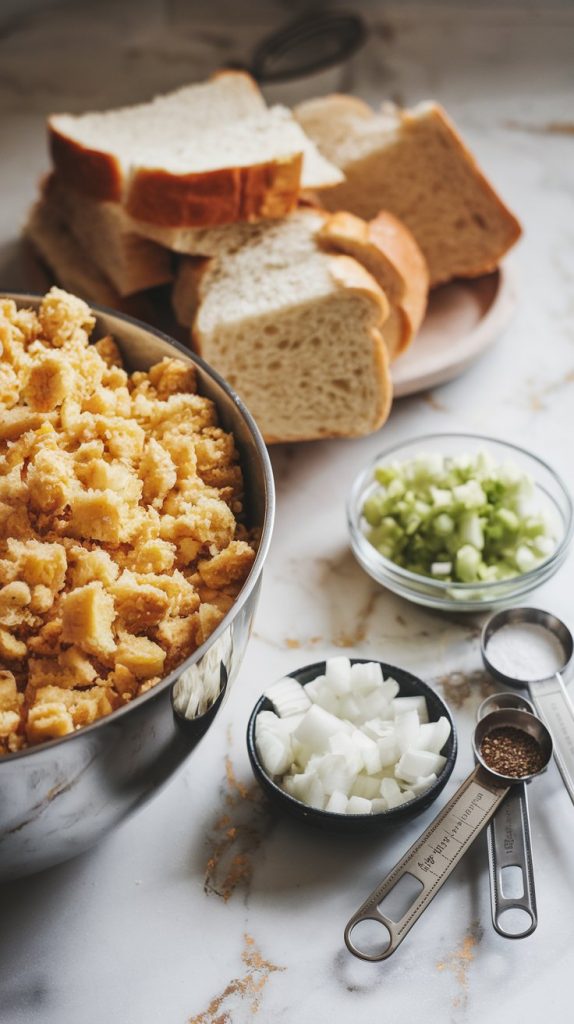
left=347, top=433, right=573, bottom=613
left=246, top=659, right=457, bottom=834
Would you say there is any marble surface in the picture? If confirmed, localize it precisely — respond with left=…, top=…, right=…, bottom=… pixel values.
left=1, top=2, right=574, bottom=1021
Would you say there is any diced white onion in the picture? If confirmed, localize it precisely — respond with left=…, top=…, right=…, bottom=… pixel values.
left=259, top=659, right=450, bottom=816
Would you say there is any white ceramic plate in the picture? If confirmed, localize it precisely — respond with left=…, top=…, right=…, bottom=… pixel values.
left=391, top=264, right=517, bottom=398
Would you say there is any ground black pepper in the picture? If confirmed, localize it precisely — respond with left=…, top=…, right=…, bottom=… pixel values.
left=480, top=726, right=545, bottom=777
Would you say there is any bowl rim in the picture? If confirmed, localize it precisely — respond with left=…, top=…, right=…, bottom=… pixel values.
left=0, top=292, right=275, bottom=765
left=246, top=658, right=458, bottom=825
left=347, top=431, right=573, bottom=595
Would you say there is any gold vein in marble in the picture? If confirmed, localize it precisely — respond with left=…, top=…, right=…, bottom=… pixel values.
left=187, top=933, right=284, bottom=1023
left=436, top=922, right=482, bottom=1009
left=204, top=742, right=273, bottom=903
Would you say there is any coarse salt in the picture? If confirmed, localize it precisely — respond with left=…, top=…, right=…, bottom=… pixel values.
left=486, top=622, right=565, bottom=681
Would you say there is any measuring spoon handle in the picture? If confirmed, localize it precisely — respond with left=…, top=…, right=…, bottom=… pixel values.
left=487, top=783, right=537, bottom=938
left=345, top=767, right=508, bottom=961
left=530, top=673, right=574, bottom=806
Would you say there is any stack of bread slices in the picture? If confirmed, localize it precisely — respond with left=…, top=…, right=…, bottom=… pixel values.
left=25, top=71, right=521, bottom=443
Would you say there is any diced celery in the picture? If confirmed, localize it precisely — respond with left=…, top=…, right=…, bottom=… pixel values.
left=455, top=544, right=481, bottom=582
left=453, top=480, right=487, bottom=509
left=433, top=512, right=455, bottom=536
left=494, top=507, right=519, bottom=533
left=362, top=449, right=557, bottom=584
left=431, top=561, right=452, bottom=577
left=363, top=493, right=387, bottom=526
left=387, top=478, right=406, bottom=500
left=459, top=512, right=485, bottom=550
left=430, top=487, right=452, bottom=508
left=514, top=545, right=538, bottom=573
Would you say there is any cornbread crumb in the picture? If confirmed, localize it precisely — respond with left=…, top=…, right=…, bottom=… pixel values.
left=116, top=634, right=166, bottom=679
left=61, top=582, right=116, bottom=657
left=0, top=289, right=256, bottom=755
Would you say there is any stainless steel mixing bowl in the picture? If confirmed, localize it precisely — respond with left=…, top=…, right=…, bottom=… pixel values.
left=0, top=295, right=275, bottom=880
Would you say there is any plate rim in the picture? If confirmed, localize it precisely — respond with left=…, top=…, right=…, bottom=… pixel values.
left=391, top=263, right=518, bottom=398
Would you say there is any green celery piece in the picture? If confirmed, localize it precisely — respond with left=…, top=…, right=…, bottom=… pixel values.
left=455, top=544, right=481, bottom=582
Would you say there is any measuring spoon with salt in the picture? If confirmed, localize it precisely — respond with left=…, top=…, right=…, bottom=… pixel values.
left=477, top=692, right=538, bottom=939
left=345, top=709, right=552, bottom=961
left=481, top=608, right=574, bottom=806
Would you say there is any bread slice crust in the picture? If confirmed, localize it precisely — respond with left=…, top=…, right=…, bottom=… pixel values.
left=319, top=210, right=428, bottom=357
left=125, top=155, right=303, bottom=227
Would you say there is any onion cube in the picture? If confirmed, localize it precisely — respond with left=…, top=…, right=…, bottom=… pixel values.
left=256, top=710, right=283, bottom=733
left=347, top=795, right=372, bottom=815
left=371, top=798, right=388, bottom=814
left=328, top=732, right=364, bottom=774
left=395, top=710, right=421, bottom=754
left=304, top=676, right=325, bottom=703
left=414, top=717, right=451, bottom=754
left=307, top=775, right=326, bottom=810
left=264, top=677, right=311, bottom=717
left=283, top=772, right=312, bottom=801
left=316, top=754, right=356, bottom=796
left=380, top=777, right=402, bottom=809
left=392, top=696, right=429, bottom=723
left=381, top=677, right=400, bottom=702
left=398, top=789, right=415, bottom=805
left=350, top=731, right=381, bottom=774
left=294, top=704, right=351, bottom=755
left=358, top=689, right=391, bottom=722
left=339, top=694, right=362, bottom=722
left=377, top=733, right=400, bottom=768
left=326, top=791, right=348, bottom=814
left=256, top=730, right=292, bottom=776
left=325, top=656, right=352, bottom=695
left=395, top=749, right=446, bottom=784
left=351, top=775, right=380, bottom=800
left=363, top=718, right=393, bottom=740
left=411, top=773, right=438, bottom=796
left=349, top=661, right=384, bottom=694
left=310, top=685, right=340, bottom=715
left=361, top=743, right=381, bottom=776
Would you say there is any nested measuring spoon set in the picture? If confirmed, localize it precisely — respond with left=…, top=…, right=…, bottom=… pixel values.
left=345, top=606, right=574, bottom=961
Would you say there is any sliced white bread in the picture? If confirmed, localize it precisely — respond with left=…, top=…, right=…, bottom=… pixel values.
left=318, top=211, right=429, bottom=358
left=172, top=207, right=428, bottom=361
left=49, top=73, right=343, bottom=228
left=24, top=197, right=168, bottom=326
left=176, top=213, right=392, bottom=442
left=49, top=71, right=265, bottom=202
left=25, top=197, right=121, bottom=307
left=294, top=95, right=522, bottom=286
left=172, top=208, right=331, bottom=327
left=43, top=175, right=173, bottom=296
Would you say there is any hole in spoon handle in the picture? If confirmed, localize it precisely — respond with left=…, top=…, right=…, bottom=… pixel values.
left=345, top=767, right=509, bottom=961
left=529, top=674, right=574, bottom=806
left=487, top=784, right=538, bottom=939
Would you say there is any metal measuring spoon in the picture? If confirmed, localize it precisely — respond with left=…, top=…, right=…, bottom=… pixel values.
left=477, top=693, right=538, bottom=939
left=482, top=608, right=574, bottom=806
left=344, top=709, right=552, bottom=961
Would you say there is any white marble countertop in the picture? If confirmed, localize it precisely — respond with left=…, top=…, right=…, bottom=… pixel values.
left=1, top=2, right=574, bottom=1022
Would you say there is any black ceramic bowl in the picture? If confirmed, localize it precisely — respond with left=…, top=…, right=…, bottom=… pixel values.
left=247, top=659, right=457, bottom=834
left=0, top=294, right=275, bottom=881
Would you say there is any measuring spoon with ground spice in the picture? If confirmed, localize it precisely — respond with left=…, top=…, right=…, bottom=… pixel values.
left=476, top=693, right=540, bottom=940
left=345, top=709, right=553, bottom=962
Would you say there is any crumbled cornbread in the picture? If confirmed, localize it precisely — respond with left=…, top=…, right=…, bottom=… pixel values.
left=0, top=289, right=256, bottom=754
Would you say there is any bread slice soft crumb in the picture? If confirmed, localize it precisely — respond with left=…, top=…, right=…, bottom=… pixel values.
left=190, top=228, right=392, bottom=442
left=295, top=96, right=522, bottom=286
